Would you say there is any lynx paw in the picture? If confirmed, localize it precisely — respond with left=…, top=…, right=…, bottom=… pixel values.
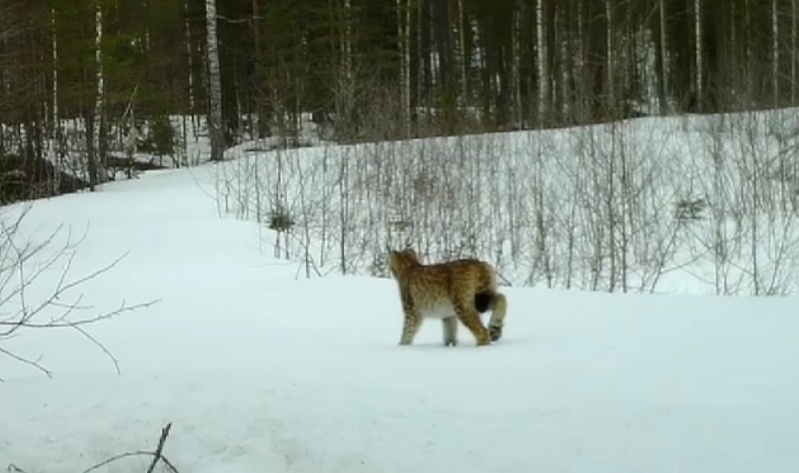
left=488, top=324, right=503, bottom=342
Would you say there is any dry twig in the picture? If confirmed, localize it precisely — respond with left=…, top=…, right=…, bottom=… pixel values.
left=0, top=206, right=161, bottom=377
left=81, top=422, right=179, bottom=473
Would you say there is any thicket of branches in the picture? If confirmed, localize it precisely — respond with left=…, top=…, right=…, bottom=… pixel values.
left=216, top=107, right=799, bottom=296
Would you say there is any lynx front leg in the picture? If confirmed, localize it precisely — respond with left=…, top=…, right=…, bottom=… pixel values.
left=454, top=301, right=491, bottom=346
left=442, top=317, right=458, bottom=346
left=399, top=306, right=423, bottom=345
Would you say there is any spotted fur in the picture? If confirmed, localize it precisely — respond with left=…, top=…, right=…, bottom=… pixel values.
left=387, top=248, right=508, bottom=347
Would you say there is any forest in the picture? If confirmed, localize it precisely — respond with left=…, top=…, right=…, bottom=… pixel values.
left=0, top=0, right=797, bottom=194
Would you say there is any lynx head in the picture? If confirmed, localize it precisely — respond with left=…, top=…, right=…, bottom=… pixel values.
left=387, top=248, right=421, bottom=279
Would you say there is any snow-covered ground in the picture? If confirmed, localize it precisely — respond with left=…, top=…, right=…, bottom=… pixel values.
left=1, top=162, right=798, bottom=472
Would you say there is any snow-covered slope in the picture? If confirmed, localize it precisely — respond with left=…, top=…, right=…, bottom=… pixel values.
left=1, top=166, right=798, bottom=473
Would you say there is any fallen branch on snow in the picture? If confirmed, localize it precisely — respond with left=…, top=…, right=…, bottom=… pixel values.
left=5, top=422, right=179, bottom=473
left=82, top=422, right=179, bottom=473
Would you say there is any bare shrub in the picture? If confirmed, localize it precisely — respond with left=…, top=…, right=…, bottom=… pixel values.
left=214, top=100, right=799, bottom=296
left=0, top=204, right=159, bottom=378
left=687, top=110, right=799, bottom=295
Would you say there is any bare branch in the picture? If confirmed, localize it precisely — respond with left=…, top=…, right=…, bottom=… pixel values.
left=81, top=451, right=154, bottom=473
left=0, top=208, right=159, bottom=377
left=146, top=423, right=174, bottom=473
left=1, top=298, right=161, bottom=329
left=6, top=463, right=28, bottom=473
left=69, top=323, right=121, bottom=375
left=0, top=344, right=51, bottom=378
left=81, top=422, right=179, bottom=473
left=216, top=14, right=261, bottom=24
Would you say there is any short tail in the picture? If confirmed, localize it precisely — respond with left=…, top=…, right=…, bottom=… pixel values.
left=475, top=292, right=507, bottom=342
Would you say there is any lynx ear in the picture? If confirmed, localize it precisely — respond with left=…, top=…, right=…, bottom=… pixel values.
left=403, top=248, right=420, bottom=263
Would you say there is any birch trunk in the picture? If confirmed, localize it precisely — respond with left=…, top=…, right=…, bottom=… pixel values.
left=50, top=6, right=60, bottom=192
left=416, top=1, right=423, bottom=115
left=337, top=0, right=353, bottom=136
left=456, top=0, right=467, bottom=105
left=535, top=0, right=547, bottom=122
left=694, top=0, right=703, bottom=107
left=143, top=0, right=150, bottom=51
left=343, top=0, right=352, bottom=87
left=793, top=0, right=797, bottom=103
left=396, top=0, right=411, bottom=136
left=558, top=8, right=571, bottom=114
left=658, top=0, right=668, bottom=113
left=605, top=0, right=615, bottom=111
left=510, top=2, right=522, bottom=126
left=773, top=0, right=780, bottom=106
left=185, top=0, right=195, bottom=114
left=252, top=0, right=265, bottom=137
left=341, top=0, right=353, bottom=95
left=91, top=0, right=105, bottom=189
left=205, top=0, right=224, bottom=161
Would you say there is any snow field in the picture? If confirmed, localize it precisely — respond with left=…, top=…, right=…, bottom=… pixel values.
left=1, top=166, right=798, bottom=472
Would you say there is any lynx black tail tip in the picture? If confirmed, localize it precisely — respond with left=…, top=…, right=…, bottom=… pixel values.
left=474, top=292, right=493, bottom=313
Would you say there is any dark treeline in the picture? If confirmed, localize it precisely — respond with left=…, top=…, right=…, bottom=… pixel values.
left=1, top=0, right=798, bottom=190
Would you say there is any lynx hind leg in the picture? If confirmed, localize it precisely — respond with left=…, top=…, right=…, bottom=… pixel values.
left=442, top=317, right=458, bottom=346
left=399, top=307, right=423, bottom=346
left=487, top=292, right=507, bottom=342
left=454, top=299, right=491, bottom=346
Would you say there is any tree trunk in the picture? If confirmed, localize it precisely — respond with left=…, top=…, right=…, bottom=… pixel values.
left=397, top=0, right=411, bottom=136
left=694, top=0, right=703, bottom=108
left=658, top=0, right=668, bottom=113
left=510, top=2, right=522, bottom=127
left=251, top=0, right=267, bottom=137
left=773, top=0, right=779, bottom=106
left=336, top=0, right=354, bottom=137
left=205, top=0, right=224, bottom=161
left=535, top=0, right=547, bottom=123
left=185, top=0, right=195, bottom=114
left=605, top=0, right=615, bottom=114
left=456, top=0, right=467, bottom=106
left=50, top=7, right=60, bottom=194
left=91, top=0, right=105, bottom=190
left=793, top=0, right=797, bottom=103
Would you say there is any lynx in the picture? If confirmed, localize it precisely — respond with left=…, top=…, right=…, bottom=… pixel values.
left=387, top=248, right=507, bottom=347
